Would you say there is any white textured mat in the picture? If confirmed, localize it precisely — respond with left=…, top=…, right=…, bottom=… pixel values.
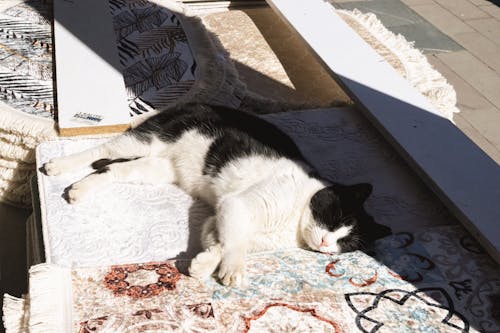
left=35, top=107, right=458, bottom=269
left=36, top=138, right=212, bottom=267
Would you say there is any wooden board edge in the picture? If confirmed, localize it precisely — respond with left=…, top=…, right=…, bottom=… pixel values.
left=58, top=124, right=130, bottom=137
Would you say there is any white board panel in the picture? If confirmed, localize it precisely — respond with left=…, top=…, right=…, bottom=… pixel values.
left=54, top=0, right=130, bottom=136
left=266, top=0, right=500, bottom=263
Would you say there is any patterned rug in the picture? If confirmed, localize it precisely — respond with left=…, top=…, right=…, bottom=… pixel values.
left=4, top=225, right=499, bottom=332
left=0, top=0, right=244, bottom=119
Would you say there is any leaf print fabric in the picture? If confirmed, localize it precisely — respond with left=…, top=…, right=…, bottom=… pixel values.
left=110, top=0, right=196, bottom=116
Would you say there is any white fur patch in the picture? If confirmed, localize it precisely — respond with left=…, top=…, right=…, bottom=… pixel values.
left=304, top=223, right=354, bottom=254
left=167, top=129, right=215, bottom=202
left=321, top=225, right=353, bottom=253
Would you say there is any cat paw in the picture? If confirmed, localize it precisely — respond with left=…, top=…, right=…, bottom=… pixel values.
left=65, top=181, right=91, bottom=204
left=43, top=158, right=66, bottom=176
left=189, top=250, right=220, bottom=280
left=218, top=257, right=246, bottom=288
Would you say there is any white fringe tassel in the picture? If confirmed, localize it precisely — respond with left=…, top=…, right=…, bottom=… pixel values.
left=3, top=294, right=29, bottom=333
left=28, top=264, right=72, bottom=333
left=338, top=9, right=460, bottom=122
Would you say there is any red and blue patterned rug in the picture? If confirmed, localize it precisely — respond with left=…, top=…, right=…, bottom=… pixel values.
left=4, top=225, right=499, bottom=332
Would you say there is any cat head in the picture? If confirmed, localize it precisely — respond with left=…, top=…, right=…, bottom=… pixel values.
left=301, top=183, right=391, bottom=254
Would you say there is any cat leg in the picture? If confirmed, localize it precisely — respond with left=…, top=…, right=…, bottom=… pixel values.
left=189, top=217, right=223, bottom=280
left=216, top=195, right=255, bottom=287
left=44, top=132, right=154, bottom=176
left=66, top=157, right=175, bottom=204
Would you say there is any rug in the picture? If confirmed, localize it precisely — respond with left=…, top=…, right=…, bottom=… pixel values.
left=36, top=138, right=213, bottom=267
left=0, top=0, right=245, bottom=207
left=4, top=225, right=499, bottom=332
left=33, top=107, right=456, bottom=268
left=200, top=7, right=352, bottom=107
left=199, top=7, right=459, bottom=120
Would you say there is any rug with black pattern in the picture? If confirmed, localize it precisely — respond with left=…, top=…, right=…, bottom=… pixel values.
left=0, top=0, right=196, bottom=119
left=5, top=225, right=499, bottom=332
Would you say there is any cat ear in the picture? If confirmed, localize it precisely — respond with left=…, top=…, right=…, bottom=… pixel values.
left=334, top=183, right=372, bottom=206
left=365, top=221, right=392, bottom=241
left=349, top=183, right=373, bottom=204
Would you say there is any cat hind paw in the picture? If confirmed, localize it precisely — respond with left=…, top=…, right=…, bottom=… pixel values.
left=43, top=159, right=66, bottom=176
left=64, top=181, right=91, bottom=204
left=189, top=251, right=220, bottom=280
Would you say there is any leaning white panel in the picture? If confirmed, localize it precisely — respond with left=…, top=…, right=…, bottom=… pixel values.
left=53, top=0, right=130, bottom=136
left=266, top=0, right=500, bottom=263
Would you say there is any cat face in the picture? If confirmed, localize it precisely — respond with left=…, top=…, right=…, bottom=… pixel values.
left=302, top=183, right=391, bottom=254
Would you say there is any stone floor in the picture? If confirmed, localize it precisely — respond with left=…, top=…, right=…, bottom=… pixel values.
left=329, top=0, right=500, bottom=163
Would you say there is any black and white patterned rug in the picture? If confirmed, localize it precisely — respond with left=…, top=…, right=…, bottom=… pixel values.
left=0, top=0, right=202, bottom=119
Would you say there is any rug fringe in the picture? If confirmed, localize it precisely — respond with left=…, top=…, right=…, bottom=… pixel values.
left=337, top=9, right=460, bottom=122
left=28, top=264, right=72, bottom=333
left=0, top=140, right=34, bottom=164
left=2, top=294, right=29, bottom=333
left=0, top=166, right=33, bottom=183
left=0, top=156, right=33, bottom=170
left=0, top=181, right=32, bottom=208
left=0, top=102, right=57, bottom=141
left=0, top=129, right=42, bottom=150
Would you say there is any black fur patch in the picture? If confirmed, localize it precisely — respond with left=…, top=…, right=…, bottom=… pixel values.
left=129, top=103, right=309, bottom=176
left=91, top=158, right=134, bottom=170
left=310, top=187, right=343, bottom=231
left=93, top=166, right=110, bottom=174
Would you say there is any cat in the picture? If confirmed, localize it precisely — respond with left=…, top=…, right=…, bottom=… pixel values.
left=43, top=103, right=391, bottom=287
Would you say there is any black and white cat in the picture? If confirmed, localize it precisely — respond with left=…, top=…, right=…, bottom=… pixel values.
left=43, top=103, right=391, bottom=287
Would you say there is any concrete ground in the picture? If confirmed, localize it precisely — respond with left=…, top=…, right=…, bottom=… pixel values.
left=1, top=0, right=499, bottom=331
left=330, top=0, right=500, bottom=164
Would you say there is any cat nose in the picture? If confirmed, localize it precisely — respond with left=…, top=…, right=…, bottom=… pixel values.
left=320, top=236, right=329, bottom=248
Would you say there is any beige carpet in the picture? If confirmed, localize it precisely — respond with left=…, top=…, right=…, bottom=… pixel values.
left=200, top=7, right=459, bottom=120
left=201, top=7, right=352, bottom=107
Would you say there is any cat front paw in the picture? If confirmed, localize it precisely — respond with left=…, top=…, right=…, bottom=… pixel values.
left=218, top=256, right=246, bottom=288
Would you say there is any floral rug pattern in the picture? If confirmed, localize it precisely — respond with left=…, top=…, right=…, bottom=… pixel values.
left=69, top=225, right=498, bottom=332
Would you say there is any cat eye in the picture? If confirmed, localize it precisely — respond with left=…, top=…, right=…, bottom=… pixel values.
left=341, top=216, right=356, bottom=225
left=338, top=235, right=365, bottom=253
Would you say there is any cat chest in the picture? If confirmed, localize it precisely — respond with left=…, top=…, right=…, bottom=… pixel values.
left=167, top=130, right=214, bottom=193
